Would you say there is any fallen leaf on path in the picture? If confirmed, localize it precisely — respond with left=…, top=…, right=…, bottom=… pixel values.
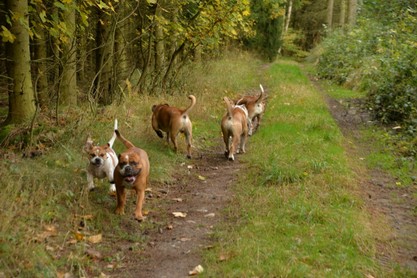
left=180, top=237, right=191, bottom=242
left=87, top=234, right=102, bottom=244
left=188, top=265, right=204, bottom=276
left=172, top=212, right=187, bottom=218
left=172, top=197, right=183, bottom=202
left=167, top=224, right=173, bottom=230
left=86, top=248, right=102, bottom=260
left=204, top=213, right=215, bottom=218
left=74, top=231, right=84, bottom=241
left=197, top=175, right=206, bottom=181
left=75, top=214, right=94, bottom=220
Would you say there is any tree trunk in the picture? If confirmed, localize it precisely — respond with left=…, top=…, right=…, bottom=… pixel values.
left=4, top=0, right=36, bottom=124
left=326, top=0, right=334, bottom=31
left=60, top=6, right=77, bottom=106
left=33, top=26, right=49, bottom=108
left=348, top=0, right=358, bottom=26
left=339, top=0, right=346, bottom=27
left=95, top=11, right=115, bottom=105
left=154, top=4, right=165, bottom=72
left=284, top=0, right=293, bottom=34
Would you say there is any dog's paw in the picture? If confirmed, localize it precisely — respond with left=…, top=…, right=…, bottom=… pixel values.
left=115, top=208, right=125, bottom=215
left=135, top=215, right=146, bottom=222
left=224, top=151, right=229, bottom=158
left=155, top=130, right=164, bottom=138
left=109, top=183, right=116, bottom=193
left=228, top=155, right=235, bottom=161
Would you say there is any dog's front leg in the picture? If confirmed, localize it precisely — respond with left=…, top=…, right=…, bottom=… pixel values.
left=134, top=187, right=145, bottom=221
left=115, top=186, right=126, bottom=215
left=107, top=170, right=116, bottom=192
left=87, top=172, right=95, bottom=191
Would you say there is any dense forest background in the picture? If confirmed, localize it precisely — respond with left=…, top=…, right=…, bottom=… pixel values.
left=0, top=0, right=416, bottom=154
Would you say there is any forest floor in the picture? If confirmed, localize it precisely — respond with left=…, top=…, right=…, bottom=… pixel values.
left=98, top=78, right=416, bottom=277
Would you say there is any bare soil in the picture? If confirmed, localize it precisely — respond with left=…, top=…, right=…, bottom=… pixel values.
left=95, top=79, right=416, bottom=277
left=106, top=144, right=241, bottom=278
left=314, top=79, right=417, bottom=273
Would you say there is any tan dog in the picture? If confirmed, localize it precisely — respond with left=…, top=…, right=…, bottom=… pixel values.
left=113, top=129, right=150, bottom=221
left=221, top=97, right=249, bottom=161
left=84, top=119, right=118, bottom=193
left=151, top=95, right=196, bottom=158
left=236, top=84, right=266, bottom=135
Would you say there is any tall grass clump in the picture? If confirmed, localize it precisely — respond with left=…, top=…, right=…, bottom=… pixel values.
left=203, top=60, right=382, bottom=277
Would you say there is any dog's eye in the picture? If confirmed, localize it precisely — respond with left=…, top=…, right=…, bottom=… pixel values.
left=130, top=161, right=138, bottom=166
left=90, top=154, right=95, bottom=158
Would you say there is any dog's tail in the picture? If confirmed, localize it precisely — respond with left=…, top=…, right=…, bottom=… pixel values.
left=115, top=129, right=135, bottom=149
left=107, top=119, right=118, bottom=148
left=256, top=84, right=264, bottom=104
left=223, top=97, right=234, bottom=119
left=182, top=95, right=196, bottom=116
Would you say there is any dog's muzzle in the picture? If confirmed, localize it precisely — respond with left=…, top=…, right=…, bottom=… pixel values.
left=121, top=165, right=141, bottom=185
left=91, top=157, right=104, bottom=166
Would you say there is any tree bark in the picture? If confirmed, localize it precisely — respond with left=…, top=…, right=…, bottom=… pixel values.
left=154, top=4, right=165, bottom=72
left=339, top=0, right=346, bottom=27
left=4, top=0, right=36, bottom=124
left=348, top=0, right=358, bottom=26
left=284, top=0, right=293, bottom=34
left=60, top=6, right=77, bottom=106
left=326, top=0, right=334, bottom=31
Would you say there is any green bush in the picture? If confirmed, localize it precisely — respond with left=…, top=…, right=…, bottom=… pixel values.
left=317, top=9, right=417, bottom=138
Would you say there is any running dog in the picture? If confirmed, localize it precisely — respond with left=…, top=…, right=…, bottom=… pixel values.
left=151, top=95, right=196, bottom=158
left=221, top=97, right=249, bottom=161
left=113, top=129, right=150, bottom=221
left=235, top=84, right=266, bottom=135
left=84, top=119, right=118, bottom=193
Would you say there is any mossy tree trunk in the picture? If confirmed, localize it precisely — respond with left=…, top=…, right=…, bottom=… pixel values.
left=4, top=0, right=36, bottom=125
left=60, top=5, right=77, bottom=106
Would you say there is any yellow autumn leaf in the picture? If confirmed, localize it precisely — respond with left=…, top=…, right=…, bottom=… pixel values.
left=74, top=231, right=84, bottom=241
left=1, top=26, right=15, bottom=43
left=87, top=234, right=102, bottom=244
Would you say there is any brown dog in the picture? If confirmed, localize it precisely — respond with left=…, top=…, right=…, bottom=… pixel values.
left=235, top=84, right=266, bottom=135
left=151, top=95, right=196, bottom=158
left=113, top=129, right=150, bottom=221
left=221, top=97, right=249, bottom=161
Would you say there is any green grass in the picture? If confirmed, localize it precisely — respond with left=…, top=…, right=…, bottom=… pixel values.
left=202, top=61, right=381, bottom=277
left=1, top=52, right=412, bottom=277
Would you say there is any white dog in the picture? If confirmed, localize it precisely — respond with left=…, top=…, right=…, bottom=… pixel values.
left=84, top=119, right=118, bottom=192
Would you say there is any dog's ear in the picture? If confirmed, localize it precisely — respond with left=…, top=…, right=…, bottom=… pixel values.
left=151, top=105, right=157, bottom=112
left=84, top=135, right=94, bottom=152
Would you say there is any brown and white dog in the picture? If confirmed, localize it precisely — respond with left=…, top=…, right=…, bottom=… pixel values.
left=235, top=84, right=266, bottom=135
left=113, top=129, right=150, bottom=221
left=151, top=95, right=196, bottom=158
left=221, top=97, right=249, bottom=161
left=84, top=119, right=118, bottom=193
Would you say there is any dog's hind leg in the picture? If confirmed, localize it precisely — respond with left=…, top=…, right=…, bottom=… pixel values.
left=170, top=132, right=178, bottom=153
left=184, top=129, right=192, bottom=159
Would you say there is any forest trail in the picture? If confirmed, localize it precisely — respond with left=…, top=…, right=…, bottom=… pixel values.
left=102, top=74, right=416, bottom=277
left=109, top=143, right=241, bottom=278
left=311, top=78, right=417, bottom=272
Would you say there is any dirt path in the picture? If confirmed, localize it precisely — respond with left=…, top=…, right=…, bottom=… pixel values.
left=107, top=76, right=416, bottom=277
left=108, top=144, right=241, bottom=278
left=313, top=79, right=417, bottom=272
